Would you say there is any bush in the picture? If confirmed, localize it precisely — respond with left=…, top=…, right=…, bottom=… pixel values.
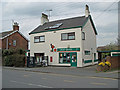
left=2, top=48, right=26, bottom=67
left=15, top=48, right=25, bottom=55
left=4, top=55, right=15, bottom=66
left=14, top=55, right=25, bottom=67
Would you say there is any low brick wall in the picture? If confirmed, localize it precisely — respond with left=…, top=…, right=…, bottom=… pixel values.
left=109, top=56, right=120, bottom=69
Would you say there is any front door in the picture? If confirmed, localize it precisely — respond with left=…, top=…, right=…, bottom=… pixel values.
left=70, top=52, right=77, bottom=67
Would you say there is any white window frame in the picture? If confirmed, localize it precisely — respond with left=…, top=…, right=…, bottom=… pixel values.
left=13, top=40, right=16, bottom=46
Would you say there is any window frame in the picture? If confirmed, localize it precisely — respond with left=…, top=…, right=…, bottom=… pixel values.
left=39, top=35, right=45, bottom=42
left=85, top=51, right=90, bottom=55
left=82, top=32, right=85, bottom=40
left=34, top=36, right=40, bottom=43
left=59, top=52, right=71, bottom=64
left=61, top=32, right=75, bottom=41
left=13, top=40, right=16, bottom=46
left=34, top=35, right=45, bottom=43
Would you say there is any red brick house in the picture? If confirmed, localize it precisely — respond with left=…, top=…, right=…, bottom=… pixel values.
left=0, top=22, right=29, bottom=50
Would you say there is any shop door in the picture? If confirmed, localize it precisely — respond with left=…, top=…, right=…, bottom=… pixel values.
left=70, top=52, right=77, bottom=67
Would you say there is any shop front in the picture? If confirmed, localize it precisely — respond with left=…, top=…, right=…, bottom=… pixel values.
left=57, top=48, right=80, bottom=67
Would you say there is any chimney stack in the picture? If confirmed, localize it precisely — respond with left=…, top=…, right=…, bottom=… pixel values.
left=13, top=22, right=19, bottom=31
left=85, top=5, right=90, bottom=17
left=41, top=13, right=49, bottom=25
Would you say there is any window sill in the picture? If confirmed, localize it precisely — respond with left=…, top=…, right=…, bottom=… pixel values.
left=34, top=42, right=45, bottom=43
left=61, top=39, right=75, bottom=41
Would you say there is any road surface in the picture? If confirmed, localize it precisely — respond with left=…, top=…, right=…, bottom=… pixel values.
left=2, top=68, right=118, bottom=88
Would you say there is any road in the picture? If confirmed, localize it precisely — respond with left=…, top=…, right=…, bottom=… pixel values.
left=2, top=69, right=118, bottom=88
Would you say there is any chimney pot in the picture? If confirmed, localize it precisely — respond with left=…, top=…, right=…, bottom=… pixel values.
left=13, top=22, right=19, bottom=31
left=85, top=5, right=90, bottom=17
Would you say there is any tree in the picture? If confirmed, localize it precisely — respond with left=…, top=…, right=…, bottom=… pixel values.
left=117, top=35, right=120, bottom=46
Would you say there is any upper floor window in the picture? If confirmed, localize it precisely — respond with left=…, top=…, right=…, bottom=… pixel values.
left=34, top=35, right=45, bottom=43
left=13, top=40, right=16, bottom=46
left=61, top=32, right=75, bottom=40
left=40, top=36, right=45, bottom=42
left=82, top=32, right=85, bottom=40
left=34, top=36, right=39, bottom=43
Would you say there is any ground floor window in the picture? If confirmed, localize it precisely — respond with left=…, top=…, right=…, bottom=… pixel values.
left=85, top=51, right=90, bottom=55
left=59, top=53, right=70, bottom=63
left=59, top=52, right=77, bottom=64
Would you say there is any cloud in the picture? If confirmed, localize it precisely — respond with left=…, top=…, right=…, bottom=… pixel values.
left=1, top=2, right=118, bottom=47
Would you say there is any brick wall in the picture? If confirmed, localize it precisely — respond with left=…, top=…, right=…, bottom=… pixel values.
left=106, top=56, right=120, bottom=69
left=2, top=32, right=28, bottom=50
left=0, top=39, right=2, bottom=49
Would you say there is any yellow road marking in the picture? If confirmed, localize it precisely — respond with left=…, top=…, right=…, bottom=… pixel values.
left=89, top=76, right=117, bottom=80
left=23, top=75, right=29, bottom=77
left=64, top=80, right=74, bottom=83
left=38, top=73, right=117, bottom=81
left=91, top=82, right=107, bottom=85
left=42, top=78, right=47, bottom=80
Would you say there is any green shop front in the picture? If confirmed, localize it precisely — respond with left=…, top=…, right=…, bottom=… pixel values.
left=57, top=48, right=80, bottom=67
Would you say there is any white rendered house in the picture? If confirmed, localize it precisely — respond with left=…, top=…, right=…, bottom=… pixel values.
left=29, top=5, right=98, bottom=67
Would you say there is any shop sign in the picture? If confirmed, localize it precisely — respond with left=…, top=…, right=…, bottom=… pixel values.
left=57, top=48, right=80, bottom=52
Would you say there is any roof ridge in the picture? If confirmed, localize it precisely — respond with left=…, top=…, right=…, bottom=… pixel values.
left=44, top=15, right=86, bottom=24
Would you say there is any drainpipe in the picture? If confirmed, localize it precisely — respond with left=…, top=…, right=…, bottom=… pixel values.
left=6, top=38, right=8, bottom=49
left=81, top=29, right=84, bottom=67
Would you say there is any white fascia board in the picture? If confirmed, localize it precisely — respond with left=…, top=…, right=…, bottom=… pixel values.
left=1, top=30, right=29, bottom=42
left=17, top=31, right=29, bottom=42
left=2, top=30, right=18, bottom=39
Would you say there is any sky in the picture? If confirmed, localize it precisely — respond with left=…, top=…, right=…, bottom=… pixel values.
left=0, top=0, right=119, bottom=47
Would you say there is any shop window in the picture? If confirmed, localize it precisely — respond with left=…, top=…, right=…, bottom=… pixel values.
left=85, top=51, right=90, bottom=55
left=61, top=32, right=75, bottom=40
left=34, top=35, right=45, bottom=43
left=59, top=53, right=70, bottom=63
left=82, top=32, right=85, bottom=40
left=13, top=40, right=16, bottom=46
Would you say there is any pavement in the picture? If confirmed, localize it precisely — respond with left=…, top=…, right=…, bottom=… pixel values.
left=2, top=65, right=120, bottom=79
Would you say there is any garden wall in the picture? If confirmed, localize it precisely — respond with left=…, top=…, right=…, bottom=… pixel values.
left=108, top=56, right=120, bottom=69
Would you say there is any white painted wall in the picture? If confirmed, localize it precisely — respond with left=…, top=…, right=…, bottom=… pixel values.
left=82, top=19, right=98, bottom=66
left=30, top=18, right=97, bottom=67
left=30, top=28, right=83, bottom=67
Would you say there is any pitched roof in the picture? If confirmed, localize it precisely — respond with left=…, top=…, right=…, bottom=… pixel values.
left=0, top=30, right=29, bottom=41
left=29, top=15, right=92, bottom=34
left=0, top=31, right=13, bottom=38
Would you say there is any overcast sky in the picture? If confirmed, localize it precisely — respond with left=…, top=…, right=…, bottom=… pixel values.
left=0, top=0, right=119, bottom=47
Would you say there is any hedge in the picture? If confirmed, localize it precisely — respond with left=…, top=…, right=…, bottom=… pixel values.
left=2, top=48, right=26, bottom=67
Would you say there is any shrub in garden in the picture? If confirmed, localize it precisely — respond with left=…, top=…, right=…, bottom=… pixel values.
left=14, top=54, right=25, bottom=67
left=4, top=55, right=15, bottom=66
left=2, top=48, right=26, bottom=67
left=97, top=61, right=111, bottom=72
